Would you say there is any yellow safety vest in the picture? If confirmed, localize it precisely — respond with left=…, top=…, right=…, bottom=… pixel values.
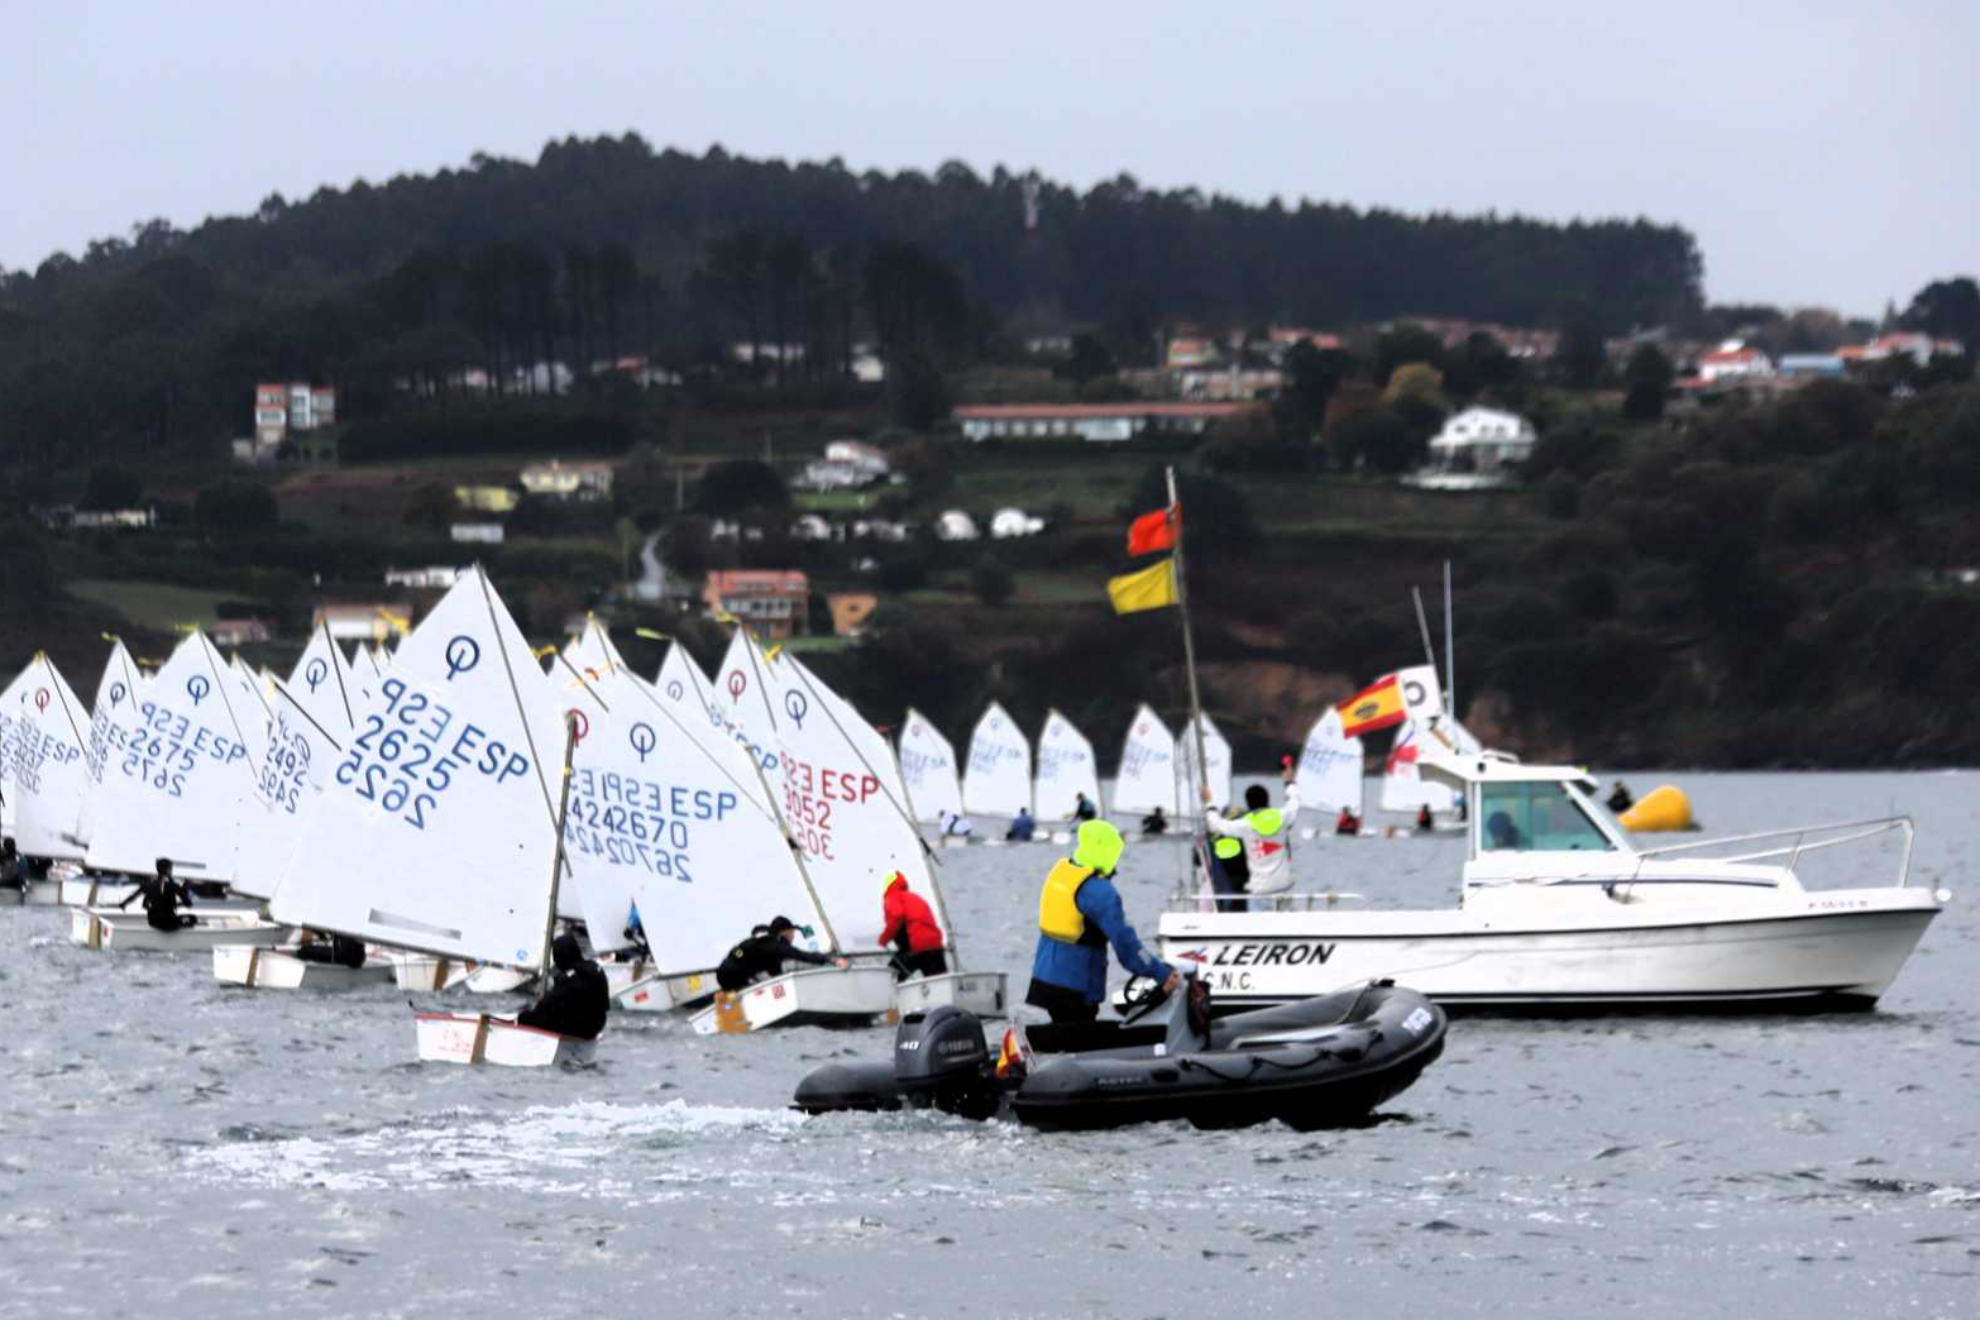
left=1246, top=807, right=1285, bottom=836
left=1038, top=859, right=1098, bottom=943
left=1213, top=836, right=1243, bottom=860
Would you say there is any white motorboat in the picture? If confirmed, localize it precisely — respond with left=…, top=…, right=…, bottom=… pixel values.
left=1158, top=751, right=1948, bottom=1012
left=414, top=1011, right=596, bottom=1067
left=213, top=944, right=395, bottom=990
left=689, top=965, right=897, bottom=1034
left=893, top=970, right=1009, bottom=1019
left=71, top=907, right=290, bottom=953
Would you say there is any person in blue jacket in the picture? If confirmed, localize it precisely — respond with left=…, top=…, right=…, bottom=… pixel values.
left=1024, top=819, right=1178, bottom=1023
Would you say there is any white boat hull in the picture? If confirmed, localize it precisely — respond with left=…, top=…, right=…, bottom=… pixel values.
left=8, top=880, right=64, bottom=906
left=463, top=965, right=535, bottom=995
left=212, top=945, right=395, bottom=990
left=414, top=1012, right=597, bottom=1066
left=604, top=961, right=715, bottom=1014
left=389, top=953, right=477, bottom=991
left=1159, top=888, right=1945, bottom=1010
left=689, top=965, right=897, bottom=1034
left=57, top=876, right=262, bottom=911
left=71, top=907, right=291, bottom=953
left=893, top=970, right=1009, bottom=1018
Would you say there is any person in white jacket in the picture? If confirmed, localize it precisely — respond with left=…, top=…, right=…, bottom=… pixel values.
left=1202, top=765, right=1300, bottom=909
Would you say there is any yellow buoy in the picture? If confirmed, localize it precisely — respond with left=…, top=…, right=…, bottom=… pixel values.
left=1618, top=785, right=1694, bottom=832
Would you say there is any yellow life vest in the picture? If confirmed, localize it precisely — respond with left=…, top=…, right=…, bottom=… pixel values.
left=1212, top=836, right=1243, bottom=860
left=1038, top=859, right=1098, bottom=943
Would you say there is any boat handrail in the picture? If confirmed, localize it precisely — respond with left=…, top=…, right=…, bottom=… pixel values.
left=1162, top=890, right=1369, bottom=914
left=1635, top=815, right=1916, bottom=887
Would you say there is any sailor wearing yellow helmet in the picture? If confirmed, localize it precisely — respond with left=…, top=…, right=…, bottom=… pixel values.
left=1024, top=819, right=1179, bottom=1023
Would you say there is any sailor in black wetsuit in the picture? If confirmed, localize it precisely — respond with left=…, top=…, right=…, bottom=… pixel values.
left=115, top=858, right=197, bottom=932
left=0, top=838, right=26, bottom=897
left=715, top=915, right=847, bottom=991
left=293, top=927, right=366, bottom=968
left=515, top=932, right=610, bottom=1040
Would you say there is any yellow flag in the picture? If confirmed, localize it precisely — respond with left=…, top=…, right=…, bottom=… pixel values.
left=1106, top=558, right=1178, bottom=614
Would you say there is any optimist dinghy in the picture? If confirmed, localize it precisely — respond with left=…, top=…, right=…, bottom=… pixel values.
left=414, top=1011, right=596, bottom=1066
left=795, top=977, right=1446, bottom=1131
left=266, top=569, right=594, bottom=1066
left=71, top=907, right=288, bottom=953
left=212, top=943, right=394, bottom=990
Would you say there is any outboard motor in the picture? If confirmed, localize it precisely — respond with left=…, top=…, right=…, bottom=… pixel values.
left=894, top=1007, right=998, bottom=1120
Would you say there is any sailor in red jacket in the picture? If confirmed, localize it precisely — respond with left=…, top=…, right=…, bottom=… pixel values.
left=879, top=871, right=949, bottom=982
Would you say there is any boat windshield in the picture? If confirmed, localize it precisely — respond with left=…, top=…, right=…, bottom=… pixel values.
left=1479, top=781, right=1616, bottom=853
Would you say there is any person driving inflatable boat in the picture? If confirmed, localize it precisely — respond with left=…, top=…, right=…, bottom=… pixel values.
left=1024, top=820, right=1178, bottom=1024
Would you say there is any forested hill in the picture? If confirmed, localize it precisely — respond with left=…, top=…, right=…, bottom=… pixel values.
left=7, top=136, right=1704, bottom=332
left=0, top=138, right=1705, bottom=463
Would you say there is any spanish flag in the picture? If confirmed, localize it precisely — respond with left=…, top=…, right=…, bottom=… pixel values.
left=1126, top=504, right=1179, bottom=556
left=1337, top=674, right=1405, bottom=737
left=1107, top=558, right=1178, bottom=614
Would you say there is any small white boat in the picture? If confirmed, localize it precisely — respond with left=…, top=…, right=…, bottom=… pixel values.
left=389, top=953, right=478, bottom=992
left=689, top=965, right=897, bottom=1034
left=9, top=879, right=64, bottom=906
left=414, top=1011, right=597, bottom=1066
left=611, top=966, right=719, bottom=1013
left=71, top=907, right=290, bottom=953
left=55, top=876, right=262, bottom=912
left=464, top=965, right=535, bottom=995
left=893, top=970, right=1009, bottom=1019
left=212, top=944, right=395, bottom=990
left=1159, top=751, right=1948, bottom=1012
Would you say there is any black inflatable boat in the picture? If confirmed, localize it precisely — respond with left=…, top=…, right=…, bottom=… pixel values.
left=793, top=977, right=1446, bottom=1131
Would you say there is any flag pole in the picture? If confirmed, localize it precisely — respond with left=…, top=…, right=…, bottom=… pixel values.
left=1165, top=466, right=1210, bottom=815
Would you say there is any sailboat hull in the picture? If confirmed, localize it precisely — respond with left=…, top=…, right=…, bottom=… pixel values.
left=893, top=970, right=1009, bottom=1019
left=689, top=965, right=897, bottom=1034
left=72, top=907, right=291, bottom=953
left=212, top=945, right=395, bottom=990
left=414, top=1011, right=597, bottom=1066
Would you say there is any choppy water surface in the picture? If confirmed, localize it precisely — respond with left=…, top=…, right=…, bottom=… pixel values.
left=3, top=772, right=1976, bottom=1318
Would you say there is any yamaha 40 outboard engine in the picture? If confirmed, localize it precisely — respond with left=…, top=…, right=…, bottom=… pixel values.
left=894, top=1006, right=998, bottom=1120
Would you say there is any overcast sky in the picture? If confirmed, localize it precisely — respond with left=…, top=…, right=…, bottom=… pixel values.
left=5, top=1, right=1974, bottom=319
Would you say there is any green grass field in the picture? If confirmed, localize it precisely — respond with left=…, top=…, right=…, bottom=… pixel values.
left=67, top=579, right=241, bottom=632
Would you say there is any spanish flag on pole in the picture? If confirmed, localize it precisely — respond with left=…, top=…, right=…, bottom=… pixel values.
left=1336, top=674, right=1406, bottom=737
left=1107, top=557, right=1178, bottom=614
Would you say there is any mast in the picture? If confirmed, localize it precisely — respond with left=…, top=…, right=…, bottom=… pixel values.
left=1444, top=559, right=1456, bottom=713
left=539, top=712, right=580, bottom=971
left=1166, top=465, right=1210, bottom=813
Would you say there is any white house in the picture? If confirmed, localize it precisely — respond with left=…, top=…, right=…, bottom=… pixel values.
left=990, top=508, right=1046, bottom=538
left=1420, top=407, right=1537, bottom=484
left=1698, top=340, right=1777, bottom=383
left=935, top=510, right=981, bottom=542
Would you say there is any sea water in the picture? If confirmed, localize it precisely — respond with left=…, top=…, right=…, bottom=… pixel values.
left=1, top=772, right=1974, bottom=1318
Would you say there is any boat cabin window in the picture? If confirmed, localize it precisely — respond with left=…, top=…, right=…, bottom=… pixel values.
left=1478, top=781, right=1615, bottom=853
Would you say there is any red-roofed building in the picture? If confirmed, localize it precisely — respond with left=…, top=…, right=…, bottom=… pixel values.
left=1698, top=340, right=1777, bottom=383
left=954, top=402, right=1264, bottom=443
left=703, top=570, right=810, bottom=639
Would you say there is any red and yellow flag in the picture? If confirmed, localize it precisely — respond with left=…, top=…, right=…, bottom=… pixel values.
left=1337, top=674, right=1405, bottom=737
left=1106, top=558, right=1178, bottom=614
left=1126, top=504, right=1179, bottom=556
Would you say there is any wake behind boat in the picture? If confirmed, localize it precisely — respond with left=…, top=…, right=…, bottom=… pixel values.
left=1159, top=748, right=1948, bottom=1013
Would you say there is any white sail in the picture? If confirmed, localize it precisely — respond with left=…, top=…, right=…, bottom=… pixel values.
left=897, top=708, right=963, bottom=824
left=563, top=616, right=628, bottom=680
left=72, top=640, right=147, bottom=848
left=559, top=661, right=824, bottom=969
left=84, top=631, right=263, bottom=882
left=710, top=631, right=784, bottom=780
left=269, top=569, right=572, bottom=968
left=961, top=702, right=1032, bottom=818
left=1112, top=705, right=1178, bottom=817
left=1296, top=706, right=1363, bottom=814
left=1380, top=717, right=1453, bottom=814
left=1033, top=710, right=1102, bottom=821
left=1175, top=712, right=1233, bottom=814
left=728, top=633, right=944, bottom=952
left=230, top=628, right=359, bottom=898
left=6, top=655, right=92, bottom=859
left=0, top=669, right=23, bottom=835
